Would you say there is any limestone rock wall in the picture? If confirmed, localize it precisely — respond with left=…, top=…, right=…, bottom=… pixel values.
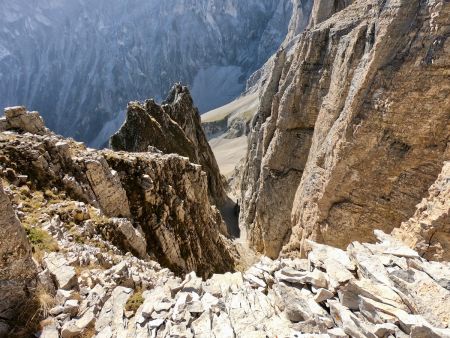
left=0, top=181, right=37, bottom=333
left=393, top=159, right=450, bottom=261
left=0, top=120, right=235, bottom=277
left=240, top=0, right=450, bottom=258
left=309, top=0, right=354, bottom=27
left=282, top=0, right=314, bottom=46
left=111, top=84, right=227, bottom=206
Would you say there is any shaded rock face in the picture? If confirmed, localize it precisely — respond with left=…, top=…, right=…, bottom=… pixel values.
left=0, top=111, right=235, bottom=277
left=283, top=0, right=314, bottom=46
left=0, top=181, right=37, bottom=330
left=393, top=159, right=450, bottom=261
left=111, top=85, right=227, bottom=206
left=240, top=0, right=450, bottom=258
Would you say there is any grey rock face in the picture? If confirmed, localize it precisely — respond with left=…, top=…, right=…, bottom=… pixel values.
left=0, top=0, right=293, bottom=146
left=111, top=85, right=227, bottom=206
left=0, top=181, right=37, bottom=329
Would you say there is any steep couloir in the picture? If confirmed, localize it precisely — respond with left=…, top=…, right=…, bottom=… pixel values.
left=240, top=0, right=450, bottom=258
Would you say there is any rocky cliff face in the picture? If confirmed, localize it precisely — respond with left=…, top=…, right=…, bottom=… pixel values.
left=0, top=181, right=37, bottom=335
left=0, top=108, right=235, bottom=277
left=111, top=85, right=227, bottom=206
left=0, top=0, right=293, bottom=147
left=240, top=0, right=450, bottom=258
left=393, top=158, right=450, bottom=262
left=283, top=0, right=314, bottom=46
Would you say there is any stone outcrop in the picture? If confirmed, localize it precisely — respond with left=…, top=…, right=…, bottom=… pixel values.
left=0, top=106, right=47, bottom=135
left=0, top=181, right=37, bottom=333
left=0, top=109, right=235, bottom=277
left=111, top=84, right=227, bottom=206
left=393, top=160, right=450, bottom=261
left=240, top=0, right=450, bottom=258
left=43, top=253, right=77, bottom=290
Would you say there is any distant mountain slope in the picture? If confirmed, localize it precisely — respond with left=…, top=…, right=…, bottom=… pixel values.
left=0, top=0, right=293, bottom=146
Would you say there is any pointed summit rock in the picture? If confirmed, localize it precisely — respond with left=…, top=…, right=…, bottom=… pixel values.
left=111, top=84, right=227, bottom=206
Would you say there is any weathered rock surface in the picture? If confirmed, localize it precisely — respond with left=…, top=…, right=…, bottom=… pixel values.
left=393, top=160, right=450, bottom=261
left=0, top=181, right=37, bottom=330
left=1, top=106, right=47, bottom=135
left=111, top=84, right=227, bottom=206
left=0, top=109, right=235, bottom=276
left=44, top=252, right=77, bottom=290
left=32, top=226, right=450, bottom=338
left=240, top=0, right=450, bottom=258
left=283, top=0, right=314, bottom=46
left=309, top=0, right=353, bottom=26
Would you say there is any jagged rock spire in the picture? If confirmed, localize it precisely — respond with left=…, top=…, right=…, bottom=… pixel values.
left=110, top=84, right=227, bottom=206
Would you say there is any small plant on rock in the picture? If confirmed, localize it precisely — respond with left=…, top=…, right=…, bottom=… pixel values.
left=125, top=290, right=144, bottom=313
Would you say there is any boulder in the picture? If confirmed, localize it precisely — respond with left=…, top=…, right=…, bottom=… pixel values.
left=95, top=286, right=133, bottom=335
left=44, top=253, right=77, bottom=290
left=3, top=106, right=47, bottom=135
left=83, top=157, right=131, bottom=218
left=110, top=218, right=148, bottom=259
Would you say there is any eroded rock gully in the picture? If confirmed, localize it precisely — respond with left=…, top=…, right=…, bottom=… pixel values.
left=240, top=0, right=450, bottom=259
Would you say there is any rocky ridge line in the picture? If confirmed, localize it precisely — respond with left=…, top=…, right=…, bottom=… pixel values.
left=111, top=84, right=228, bottom=207
left=0, top=106, right=235, bottom=278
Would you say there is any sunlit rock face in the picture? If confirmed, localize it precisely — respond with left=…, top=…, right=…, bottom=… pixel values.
left=0, top=0, right=293, bottom=147
left=240, top=0, right=450, bottom=258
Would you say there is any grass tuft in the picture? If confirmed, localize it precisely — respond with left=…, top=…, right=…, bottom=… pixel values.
left=125, top=291, right=144, bottom=313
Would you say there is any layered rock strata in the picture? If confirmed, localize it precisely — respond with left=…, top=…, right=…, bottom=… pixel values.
left=0, top=108, right=235, bottom=277
left=240, top=0, right=450, bottom=258
left=111, top=84, right=227, bottom=206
